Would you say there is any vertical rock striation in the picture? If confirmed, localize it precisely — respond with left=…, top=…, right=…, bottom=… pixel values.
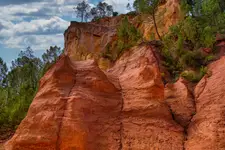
left=165, top=78, right=196, bottom=127
left=108, top=45, right=184, bottom=149
left=5, top=44, right=185, bottom=150
left=185, top=57, right=225, bottom=150
left=5, top=56, right=122, bottom=150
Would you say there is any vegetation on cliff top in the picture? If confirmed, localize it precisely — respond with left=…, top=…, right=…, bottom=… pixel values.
left=101, top=16, right=142, bottom=61
left=161, top=0, right=225, bottom=81
left=100, top=0, right=224, bottom=82
left=74, top=1, right=117, bottom=22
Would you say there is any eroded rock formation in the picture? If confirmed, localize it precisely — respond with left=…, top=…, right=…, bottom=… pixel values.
left=64, top=0, right=181, bottom=63
left=4, top=0, right=225, bottom=149
left=5, top=56, right=122, bottom=150
left=138, top=0, right=181, bottom=40
left=185, top=57, right=225, bottom=150
left=108, top=45, right=184, bottom=149
left=64, top=22, right=116, bottom=60
left=165, top=78, right=195, bottom=127
left=5, top=44, right=185, bottom=149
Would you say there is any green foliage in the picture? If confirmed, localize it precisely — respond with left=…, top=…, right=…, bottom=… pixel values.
left=113, top=12, right=119, bottom=16
left=0, top=58, right=8, bottom=87
left=90, top=2, right=114, bottom=21
left=117, top=17, right=142, bottom=55
left=100, top=17, right=142, bottom=62
left=181, top=66, right=208, bottom=82
left=74, top=0, right=91, bottom=22
left=133, top=0, right=162, bottom=39
left=0, top=46, right=62, bottom=132
left=161, top=0, right=225, bottom=81
left=204, top=55, right=216, bottom=64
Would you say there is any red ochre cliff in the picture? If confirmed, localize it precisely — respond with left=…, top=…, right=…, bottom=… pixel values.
left=4, top=0, right=225, bottom=149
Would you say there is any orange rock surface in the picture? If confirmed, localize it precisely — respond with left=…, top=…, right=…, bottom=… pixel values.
left=108, top=45, right=184, bottom=149
left=137, top=0, right=181, bottom=40
left=185, top=57, right=225, bottom=150
left=5, top=44, right=185, bottom=149
left=64, top=0, right=181, bottom=63
left=5, top=55, right=122, bottom=150
left=5, top=0, right=225, bottom=149
left=165, top=78, right=195, bottom=127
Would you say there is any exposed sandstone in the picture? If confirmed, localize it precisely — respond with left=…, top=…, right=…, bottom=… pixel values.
left=108, top=45, right=184, bottom=149
left=5, top=44, right=185, bottom=150
left=165, top=78, right=196, bottom=127
left=5, top=56, right=122, bottom=150
left=7, top=0, right=225, bottom=148
left=64, top=21, right=116, bottom=61
left=185, top=57, right=225, bottom=150
left=64, top=0, right=181, bottom=65
left=138, top=0, right=180, bottom=40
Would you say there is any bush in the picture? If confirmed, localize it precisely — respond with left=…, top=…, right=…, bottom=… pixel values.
left=161, top=9, right=223, bottom=80
left=113, top=12, right=119, bottom=16
left=100, top=16, right=142, bottom=62
left=181, top=66, right=207, bottom=82
left=117, top=17, right=142, bottom=55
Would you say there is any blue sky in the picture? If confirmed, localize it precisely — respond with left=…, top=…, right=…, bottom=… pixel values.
left=0, top=0, right=131, bottom=66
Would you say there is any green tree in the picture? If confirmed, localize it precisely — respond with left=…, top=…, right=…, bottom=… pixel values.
left=90, top=2, right=114, bottom=21
left=133, top=0, right=162, bottom=40
left=74, top=1, right=90, bottom=22
left=161, top=0, right=225, bottom=81
left=117, top=17, right=142, bottom=54
left=113, top=12, right=119, bottom=16
left=0, top=57, right=8, bottom=87
left=0, top=47, right=43, bottom=129
left=9, top=47, right=42, bottom=91
left=0, top=45, right=63, bottom=135
left=41, top=46, right=62, bottom=76
left=42, top=46, right=61, bottom=64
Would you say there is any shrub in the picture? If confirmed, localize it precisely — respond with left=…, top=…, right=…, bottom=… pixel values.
left=161, top=11, right=222, bottom=80
left=181, top=66, right=207, bottom=82
left=113, top=12, right=119, bottom=16
left=117, top=17, right=142, bottom=55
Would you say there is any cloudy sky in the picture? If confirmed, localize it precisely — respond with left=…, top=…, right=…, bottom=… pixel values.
left=0, top=0, right=131, bottom=65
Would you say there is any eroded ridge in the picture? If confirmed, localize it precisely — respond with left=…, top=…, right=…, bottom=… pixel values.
left=5, top=56, right=122, bottom=150
left=185, top=57, right=225, bottom=150
left=5, top=45, right=186, bottom=150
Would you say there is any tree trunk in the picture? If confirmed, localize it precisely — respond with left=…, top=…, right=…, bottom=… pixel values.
left=152, top=11, right=162, bottom=40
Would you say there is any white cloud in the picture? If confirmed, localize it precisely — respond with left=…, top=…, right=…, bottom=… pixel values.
left=104, top=0, right=133, bottom=13
left=0, top=16, right=69, bottom=36
left=0, top=0, right=131, bottom=52
left=0, top=16, right=69, bottom=50
left=4, top=34, right=64, bottom=50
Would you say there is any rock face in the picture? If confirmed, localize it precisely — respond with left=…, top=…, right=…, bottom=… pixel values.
left=5, top=44, right=185, bottom=150
left=64, top=22, right=116, bottom=61
left=5, top=0, right=225, bottom=148
left=165, top=78, right=195, bottom=127
left=138, top=0, right=181, bottom=40
left=109, top=45, right=184, bottom=149
left=5, top=56, right=122, bottom=150
left=64, top=0, right=181, bottom=63
left=185, top=57, right=225, bottom=150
